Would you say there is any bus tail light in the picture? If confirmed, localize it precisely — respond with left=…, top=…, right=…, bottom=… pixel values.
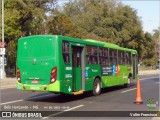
left=17, top=68, right=21, bottom=83
left=50, top=67, right=57, bottom=84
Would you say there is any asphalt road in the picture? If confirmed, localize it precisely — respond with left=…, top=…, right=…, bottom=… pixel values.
left=0, top=74, right=159, bottom=119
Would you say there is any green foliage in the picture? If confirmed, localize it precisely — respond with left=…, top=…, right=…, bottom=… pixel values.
left=153, top=27, right=160, bottom=39
left=4, top=0, right=56, bottom=41
left=142, top=32, right=158, bottom=66
left=48, top=14, right=83, bottom=38
left=152, top=27, right=160, bottom=65
left=6, top=41, right=17, bottom=68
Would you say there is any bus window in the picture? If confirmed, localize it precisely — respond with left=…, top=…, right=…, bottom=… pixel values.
left=125, top=52, right=131, bottom=65
left=109, top=49, right=117, bottom=65
left=62, top=41, right=70, bottom=64
left=99, top=47, right=108, bottom=65
left=86, top=45, right=91, bottom=64
left=99, top=47, right=103, bottom=64
left=91, top=46, right=98, bottom=64
left=118, top=51, right=125, bottom=65
left=86, top=46, right=98, bottom=64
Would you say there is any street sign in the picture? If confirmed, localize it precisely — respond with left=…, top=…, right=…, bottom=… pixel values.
left=0, top=56, right=6, bottom=66
left=0, top=57, right=2, bottom=65
left=0, top=48, right=5, bottom=55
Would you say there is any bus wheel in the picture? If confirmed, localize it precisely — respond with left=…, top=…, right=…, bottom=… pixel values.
left=93, top=78, right=101, bottom=96
left=124, top=78, right=131, bottom=88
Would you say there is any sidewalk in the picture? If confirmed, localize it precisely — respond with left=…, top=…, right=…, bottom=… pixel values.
left=0, top=70, right=159, bottom=88
left=138, top=70, right=160, bottom=75
left=0, top=77, right=16, bottom=86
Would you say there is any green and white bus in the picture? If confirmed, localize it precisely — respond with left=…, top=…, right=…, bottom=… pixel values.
left=16, top=35, right=138, bottom=95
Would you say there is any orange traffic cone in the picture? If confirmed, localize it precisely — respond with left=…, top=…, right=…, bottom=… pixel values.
left=134, top=78, right=143, bottom=104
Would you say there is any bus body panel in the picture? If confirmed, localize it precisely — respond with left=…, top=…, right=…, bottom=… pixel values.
left=85, top=64, right=101, bottom=91
left=16, top=80, right=60, bottom=92
left=16, top=35, right=61, bottom=92
left=101, top=65, right=132, bottom=87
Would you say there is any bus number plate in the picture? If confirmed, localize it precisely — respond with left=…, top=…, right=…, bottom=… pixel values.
left=30, top=86, right=40, bottom=90
left=32, top=80, right=39, bottom=84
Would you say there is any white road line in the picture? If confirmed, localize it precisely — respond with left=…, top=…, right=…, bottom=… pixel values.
left=0, top=94, right=54, bottom=106
left=64, top=105, right=84, bottom=111
left=42, top=105, right=84, bottom=119
left=155, top=82, right=160, bottom=84
left=0, top=99, right=23, bottom=105
left=121, top=76, right=159, bottom=93
left=140, top=77, right=159, bottom=81
left=121, top=88, right=136, bottom=93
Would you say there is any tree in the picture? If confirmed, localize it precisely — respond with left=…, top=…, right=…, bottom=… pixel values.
left=153, top=27, right=160, bottom=64
left=6, top=41, right=17, bottom=68
left=142, top=32, right=158, bottom=66
left=153, top=27, right=160, bottom=39
left=3, top=0, right=56, bottom=42
left=48, top=14, right=83, bottom=38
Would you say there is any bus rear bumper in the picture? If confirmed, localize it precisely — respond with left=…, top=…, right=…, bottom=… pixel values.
left=16, top=80, right=60, bottom=92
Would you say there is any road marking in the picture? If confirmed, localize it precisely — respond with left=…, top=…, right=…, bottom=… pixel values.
left=140, top=77, right=159, bottom=81
left=155, top=82, right=160, bottom=84
left=0, top=94, right=54, bottom=106
left=0, top=99, right=23, bottom=106
left=121, top=76, right=159, bottom=93
left=121, top=88, right=136, bottom=93
left=42, top=105, right=84, bottom=119
left=64, top=105, right=84, bottom=111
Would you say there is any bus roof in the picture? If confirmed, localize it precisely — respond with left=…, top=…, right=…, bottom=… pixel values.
left=84, top=39, right=137, bottom=54
left=19, top=35, right=137, bottom=54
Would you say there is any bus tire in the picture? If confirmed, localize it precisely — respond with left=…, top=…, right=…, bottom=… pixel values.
left=92, top=78, right=101, bottom=96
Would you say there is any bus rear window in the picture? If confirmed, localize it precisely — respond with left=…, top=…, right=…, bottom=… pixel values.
left=18, top=37, right=54, bottom=58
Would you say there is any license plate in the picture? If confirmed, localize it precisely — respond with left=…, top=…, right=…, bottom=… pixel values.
left=32, top=80, right=39, bottom=84
left=30, top=86, right=40, bottom=90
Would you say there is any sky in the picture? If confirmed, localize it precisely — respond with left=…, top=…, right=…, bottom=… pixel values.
left=57, top=0, right=160, bottom=34
left=121, top=0, right=160, bottom=34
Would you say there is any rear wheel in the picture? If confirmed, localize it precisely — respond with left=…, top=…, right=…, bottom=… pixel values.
left=92, top=78, right=101, bottom=96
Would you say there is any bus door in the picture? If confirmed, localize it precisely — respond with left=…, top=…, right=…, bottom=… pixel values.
left=71, top=45, right=85, bottom=91
left=132, top=54, right=138, bottom=79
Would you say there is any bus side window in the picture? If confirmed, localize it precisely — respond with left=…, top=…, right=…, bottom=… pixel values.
left=99, top=47, right=108, bottom=65
left=62, top=41, right=70, bottom=64
left=118, top=51, right=125, bottom=65
left=86, top=46, right=98, bottom=64
left=86, top=45, right=91, bottom=64
left=110, top=49, right=117, bottom=65
left=125, top=52, right=131, bottom=65
left=99, top=47, right=103, bottom=64
left=91, top=46, right=98, bottom=64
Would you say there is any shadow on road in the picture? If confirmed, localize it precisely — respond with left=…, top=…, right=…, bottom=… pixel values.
left=25, top=83, right=136, bottom=103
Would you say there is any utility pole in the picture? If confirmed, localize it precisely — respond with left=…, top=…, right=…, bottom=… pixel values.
left=1, top=0, right=5, bottom=79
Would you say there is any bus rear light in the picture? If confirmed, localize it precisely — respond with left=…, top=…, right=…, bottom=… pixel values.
left=50, top=67, right=57, bottom=84
left=17, top=68, right=21, bottom=83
